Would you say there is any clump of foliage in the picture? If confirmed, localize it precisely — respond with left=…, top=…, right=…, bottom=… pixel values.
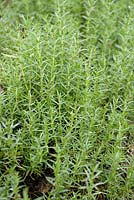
left=0, top=0, right=134, bottom=199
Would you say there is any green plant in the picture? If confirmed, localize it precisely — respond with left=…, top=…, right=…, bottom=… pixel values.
left=0, top=0, right=134, bottom=199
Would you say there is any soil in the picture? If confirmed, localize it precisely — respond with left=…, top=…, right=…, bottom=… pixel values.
left=20, top=167, right=54, bottom=199
left=0, top=85, right=4, bottom=93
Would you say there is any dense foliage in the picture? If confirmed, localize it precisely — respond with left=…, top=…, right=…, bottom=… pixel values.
left=0, top=0, right=134, bottom=199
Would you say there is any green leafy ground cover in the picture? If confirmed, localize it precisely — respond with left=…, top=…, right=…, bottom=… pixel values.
left=0, top=0, right=134, bottom=199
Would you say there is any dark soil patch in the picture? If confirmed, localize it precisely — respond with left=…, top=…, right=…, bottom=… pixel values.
left=97, top=194, right=108, bottom=200
left=21, top=167, right=54, bottom=199
left=0, top=85, right=4, bottom=93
